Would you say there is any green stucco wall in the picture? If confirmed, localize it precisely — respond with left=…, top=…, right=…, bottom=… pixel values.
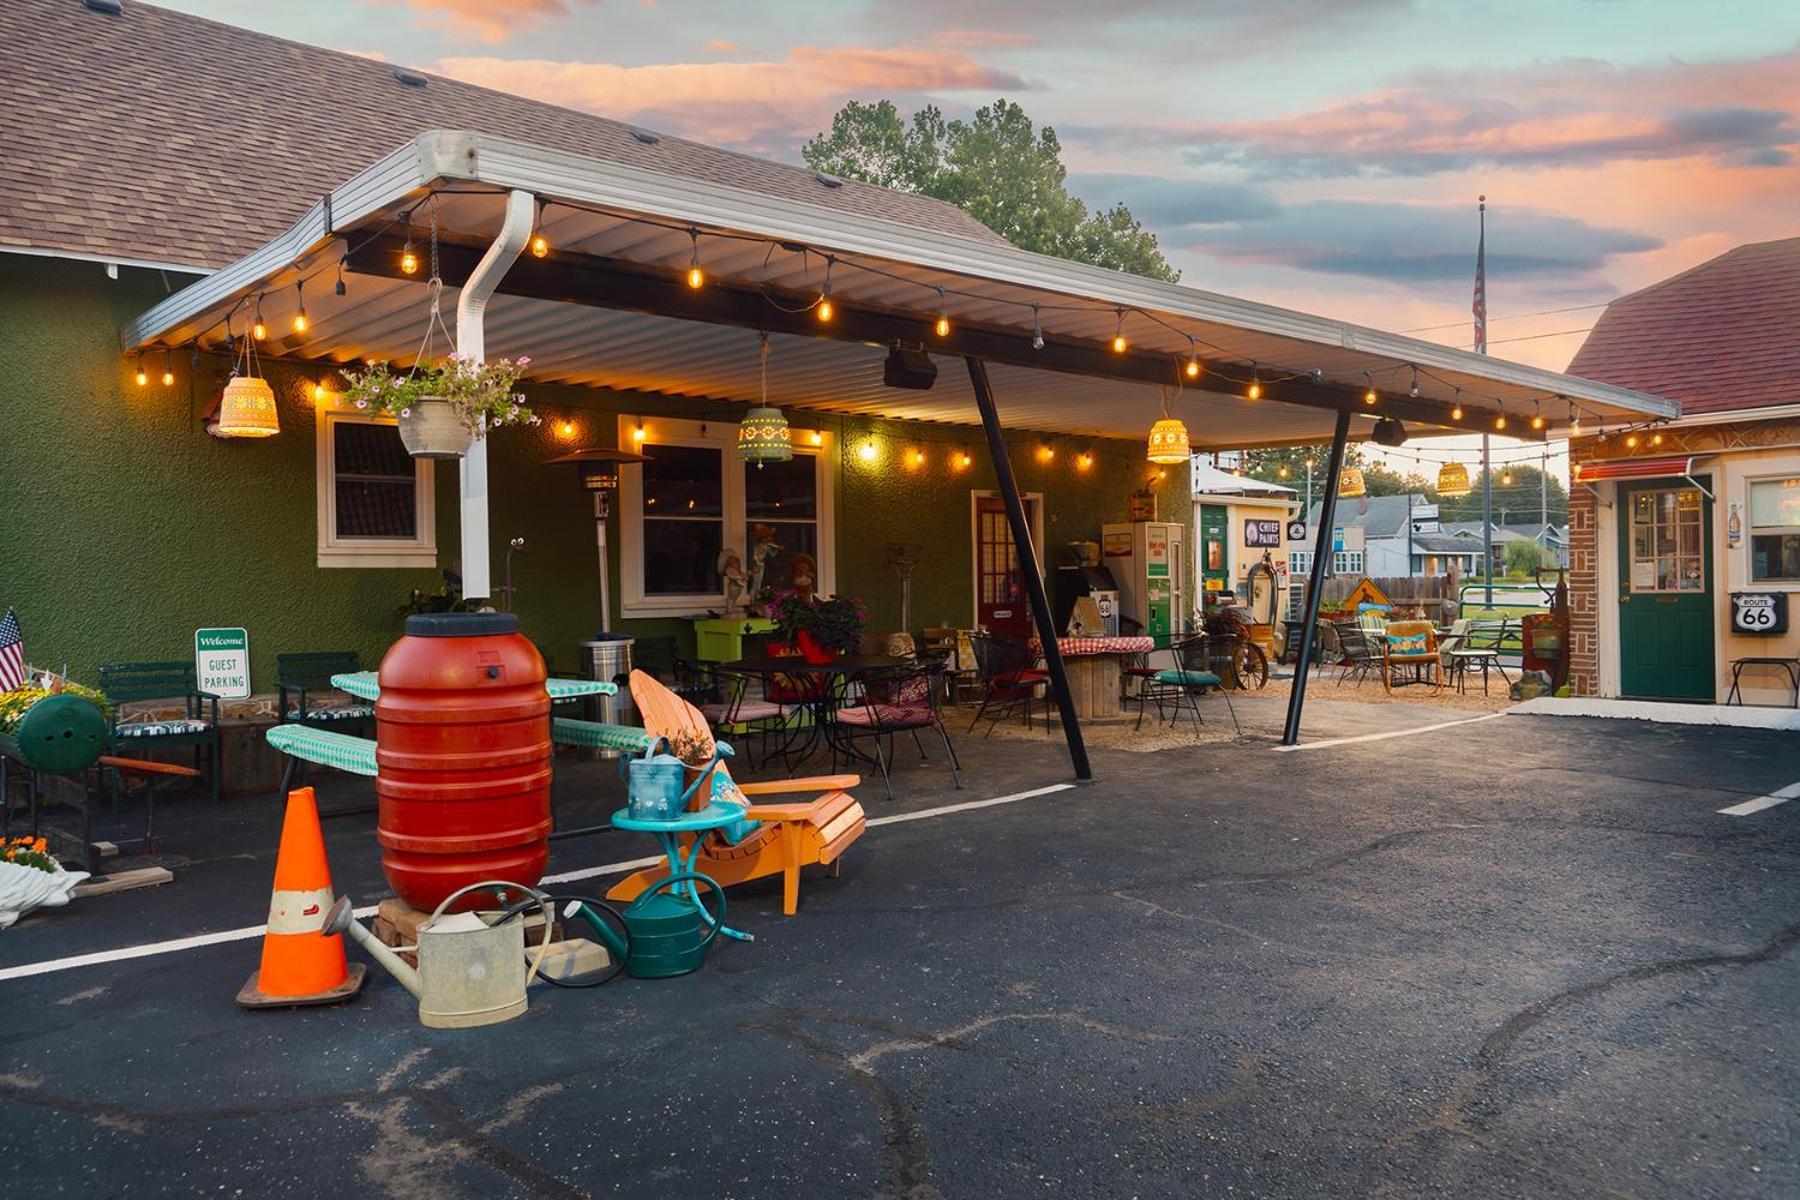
left=0, top=256, right=1189, bottom=689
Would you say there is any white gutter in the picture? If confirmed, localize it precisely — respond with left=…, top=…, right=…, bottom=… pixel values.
left=0, top=244, right=214, bottom=276
left=121, top=130, right=1679, bottom=422
left=455, top=189, right=536, bottom=604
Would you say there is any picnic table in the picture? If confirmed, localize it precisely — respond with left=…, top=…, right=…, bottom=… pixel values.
left=329, top=671, right=614, bottom=702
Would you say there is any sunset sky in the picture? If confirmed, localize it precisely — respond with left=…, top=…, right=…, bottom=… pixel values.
left=161, top=1, right=1798, bottom=476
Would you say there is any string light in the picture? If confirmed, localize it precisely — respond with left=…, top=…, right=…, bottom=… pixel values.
left=1111, top=308, right=1127, bottom=354
left=1185, top=338, right=1201, bottom=380
left=808, top=430, right=824, bottom=446
left=954, top=450, right=973, bottom=470
left=134, top=358, right=148, bottom=387
left=686, top=228, right=703, bottom=288
left=1077, top=451, right=1094, bottom=471
left=313, top=380, right=328, bottom=404
left=558, top=419, right=577, bottom=439
left=1363, top=372, right=1378, bottom=406
left=632, top=419, right=647, bottom=443
left=1031, top=304, right=1044, bottom=351
left=1625, top=433, right=1639, bottom=448
left=1037, top=445, right=1056, bottom=463
left=1277, top=465, right=1289, bottom=478
left=817, top=255, right=835, bottom=322
left=857, top=439, right=877, bottom=463
left=1501, top=469, right=1514, bottom=485
left=908, top=447, right=926, bottom=468
left=530, top=200, right=550, bottom=259
left=160, top=350, right=174, bottom=387
left=252, top=296, right=267, bottom=341
left=335, top=256, right=347, bottom=297
left=1494, top=412, right=1507, bottom=432
left=292, top=279, right=308, bottom=333
left=1247, top=367, right=1262, bottom=402
left=1531, top=400, right=1545, bottom=431
left=1652, top=432, right=1664, bottom=446
left=934, top=287, right=950, bottom=338
left=1409, top=366, right=1420, bottom=399
left=1450, top=388, right=1463, bottom=421
left=399, top=224, right=418, bottom=274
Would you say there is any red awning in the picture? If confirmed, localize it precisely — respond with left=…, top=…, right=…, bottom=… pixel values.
left=1574, top=455, right=1703, bottom=483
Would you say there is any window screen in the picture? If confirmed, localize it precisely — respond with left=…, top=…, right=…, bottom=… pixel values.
left=334, top=422, right=418, bottom=540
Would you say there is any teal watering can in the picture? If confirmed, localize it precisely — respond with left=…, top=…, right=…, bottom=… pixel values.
left=620, top=738, right=722, bottom=821
left=573, top=873, right=724, bottom=979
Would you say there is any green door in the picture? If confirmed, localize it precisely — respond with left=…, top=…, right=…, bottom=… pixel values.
left=1617, top=479, right=1715, bottom=700
left=1200, top=504, right=1230, bottom=598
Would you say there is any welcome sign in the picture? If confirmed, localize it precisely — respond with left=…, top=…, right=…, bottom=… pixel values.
left=195, top=627, right=251, bottom=699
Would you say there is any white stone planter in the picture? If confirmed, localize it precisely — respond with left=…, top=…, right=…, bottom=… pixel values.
left=0, top=859, right=89, bottom=929
left=397, top=398, right=474, bottom=460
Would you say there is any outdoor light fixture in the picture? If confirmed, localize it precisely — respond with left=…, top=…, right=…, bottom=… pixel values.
left=934, top=287, right=950, bottom=337
left=1247, top=373, right=1262, bottom=401
left=1077, top=451, right=1094, bottom=471
left=858, top=440, right=878, bottom=463
left=817, top=255, right=835, bottom=322
left=1147, top=384, right=1190, bottom=464
left=335, top=258, right=347, bottom=297
left=1494, top=413, right=1507, bottom=431
left=1111, top=308, right=1127, bottom=353
left=1363, top=374, right=1378, bottom=405
left=215, top=333, right=279, bottom=439
left=1451, top=390, right=1464, bottom=421
left=292, top=280, right=307, bottom=333
left=1370, top=417, right=1408, bottom=447
left=954, top=450, right=972, bottom=470
left=738, top=333, right=793, bottom=469
left=400, top=240, right=419, bottom=274
left=557, top=419, right=577, bottom=440
left=1185, top=338, right=1201, bottom=379
left=252, top=296, right=267, bottom=341
left=908, top=448, right=926, bottom=468
left=1531, top=400, right=1545, bottom=430
left=807, top=430, right=824, bottom=446
left=530, top=201, right=550, bottom=259
left=1337, top=464, right=1367, bottom=498
left=1031, top=304, right=1044, bottom=351
left=1038, top=445, right=1056, bottom=463
left=686, top=228, right=703, bottom=288
left=1436, top=462, right=1472, bottom=497
left=134, top=359, right=148, bottom=387
left=160, top=351, right=174, bottom=387
left=632, top=420, right=646, bottom=442
left=313, top=380, right=328, bottom=405
left=883, top=344, right=938, bottom=390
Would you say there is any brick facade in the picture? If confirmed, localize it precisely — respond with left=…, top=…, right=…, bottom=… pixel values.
left=1566, top=438, right=1600, bottom=695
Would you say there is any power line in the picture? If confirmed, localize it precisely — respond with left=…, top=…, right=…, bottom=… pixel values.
left=1399, top=302, right=1609, bottom=334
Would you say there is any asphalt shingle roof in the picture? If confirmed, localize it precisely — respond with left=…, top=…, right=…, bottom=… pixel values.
left=1568, top=237, right=1800, bottom=417
left=0, top=0, right=1006, bottom=272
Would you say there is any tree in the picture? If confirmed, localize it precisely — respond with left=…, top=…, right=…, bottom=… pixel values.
left=804, top=99, right=1179, bottom=282
left=1505, top=539, right=1544, bottom=578
left=1240, top=445, right=1429, bottom=505
left=1436, top=464, right=1568, bottom=526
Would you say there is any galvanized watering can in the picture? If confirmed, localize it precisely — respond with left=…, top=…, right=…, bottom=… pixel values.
left=621, top=739, right=720, bottom=821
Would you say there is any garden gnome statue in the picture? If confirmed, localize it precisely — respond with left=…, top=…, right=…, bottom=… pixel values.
left=718, top=548, right=748, bottom=613
left=789, top=552, right=818, bottom=604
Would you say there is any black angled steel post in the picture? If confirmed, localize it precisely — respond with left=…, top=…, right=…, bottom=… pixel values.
left=965, top=357, right=1093, bottom=782
left=1281, top=410, right=1352, bottom=746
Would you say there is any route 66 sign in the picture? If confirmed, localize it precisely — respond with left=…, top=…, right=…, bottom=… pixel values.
left=1730, top=592, right=1788, bottom=635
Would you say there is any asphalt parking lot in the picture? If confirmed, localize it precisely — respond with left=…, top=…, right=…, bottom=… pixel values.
left=2, top=706, right=1797, bottom=1199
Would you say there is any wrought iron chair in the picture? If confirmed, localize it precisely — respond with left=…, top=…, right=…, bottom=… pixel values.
left=700, top=664, right=801, bottom=772
left=829, top=663, right=961, bottom=800
left=1331, top=621, right=1383, bottom=688
left=1132, top=635, right=1240, bottom=735
left=965, top=632, right=1050, bottom=736
left=1448, top=619, right=1512, bottom=695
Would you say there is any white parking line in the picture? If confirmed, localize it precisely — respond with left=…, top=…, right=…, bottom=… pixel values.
left=1718, top=781, right=1800, bottom=817
left=0, top=782, right=1076, bottom=983
left=1271, top=711, right=1505, bottom=752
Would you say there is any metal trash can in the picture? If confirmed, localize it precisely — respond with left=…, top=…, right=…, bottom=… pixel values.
left=579, top=635, right=635, bottom=757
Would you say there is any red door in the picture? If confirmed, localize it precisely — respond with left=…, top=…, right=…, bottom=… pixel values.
left=975, top=496, right=1037, bottom=639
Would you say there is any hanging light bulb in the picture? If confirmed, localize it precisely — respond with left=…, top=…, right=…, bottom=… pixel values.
left=858, top=440, right=878, bottom=464
left=816, top=255, right=834, bottom=322
left=1111, top=308, right=1127, bottom=353
left=1247, top=371, right=1262, bottom=401
left=1501, top=469, right=1514, bottom=485
left=530, top=201, right=550, bottom=259
left=738, top=332, right=793, bottom=469
left=1363, top=376, right=1378, bottom=406
left=335, top=257, right=347, bottom=297
left=1652, top=432, right=1664, bottom=446
left=1436, top=461, right=1472, bottom=498
left=909, top=448, right=926, bottom=468
left=134, top=359, right=148, bottom=387
left=1625, top=433, right=1639, bottom=448
left=808, top=430, right=824, bottom=447
left=1031, top=304, right=1045, bottom=351
left=1185, top=338, right=1201, bottom=379
left=1409, top=366, right=1420, bottom=399
left=1531, top=400, right=1545, bottom=431
left=934, top=286, right=950, bottom=337
left=1147, top=387, right=1190, bottom=464
left=1451, top=389, right=1464, bottom=421
left=292, top=279, right=308, bottom=333
left=159, top=350, right=174, bottom=387
left=313, top=380, right=328, bottom=405
left=684, top=228, right=703, bottom=288
left=400, top=240, right=419, bottom=275
left=1077, top=451, right=1094, bottom=472
left=252, top=296, right=267, bottom=341
left=1570, top=405, right=1582, bottom=434
left=1494, top=413, right=1507, bottom=431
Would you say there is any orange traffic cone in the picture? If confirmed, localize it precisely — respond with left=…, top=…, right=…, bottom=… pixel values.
left=237, top=787, right=366, bottom=1008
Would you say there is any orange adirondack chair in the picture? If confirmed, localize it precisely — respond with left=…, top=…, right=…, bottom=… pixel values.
left=606, top=670, right=866, bottom=916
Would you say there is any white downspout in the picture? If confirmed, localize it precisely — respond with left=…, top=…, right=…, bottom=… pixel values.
left=455, top=189, right=536, bottom=604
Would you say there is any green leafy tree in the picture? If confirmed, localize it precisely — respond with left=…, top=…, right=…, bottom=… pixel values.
left=804, top=99, right=1179, bottom=282
left=1240, top=446, right=1428, bottom=503
left=1504, top=539, right=1545, bottom=578
left=1436, top=464, right=1568, bottom=526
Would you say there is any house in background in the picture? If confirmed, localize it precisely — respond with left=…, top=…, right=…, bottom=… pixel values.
left=1190, top=459, right=1300, bottom=614
left=1304, top=494, right=1481, bottom=579
left=1564, top=236, right=1800, bottom=703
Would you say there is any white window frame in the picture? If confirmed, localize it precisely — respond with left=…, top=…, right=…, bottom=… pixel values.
left=1288, top=550, right=1313, bottom=576
left=618, top=415, right=836, bottom=618
left=315, top=405, right=436, bottom=569
left=1333, top=550, right=1365, bottom=574
left=1744, top=473, right=1800, bottom=587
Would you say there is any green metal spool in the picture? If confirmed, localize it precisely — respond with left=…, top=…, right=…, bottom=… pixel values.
left=2, top=692, right=107, bottom=774
left=620, top=872, right=724, bottom=979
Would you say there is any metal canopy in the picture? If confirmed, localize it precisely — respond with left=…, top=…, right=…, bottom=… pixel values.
left=122, top=131, right=1678, bottom=449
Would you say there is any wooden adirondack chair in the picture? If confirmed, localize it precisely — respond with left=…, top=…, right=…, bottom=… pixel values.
left=606, top=670, right=866, bottom=916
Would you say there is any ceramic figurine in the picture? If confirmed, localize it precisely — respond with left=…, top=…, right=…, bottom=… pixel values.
left=718, top=548, right=748, bottom=613
left=789, top=551, right=817, bottom=603
left=747, top=523, right=782, bottom=599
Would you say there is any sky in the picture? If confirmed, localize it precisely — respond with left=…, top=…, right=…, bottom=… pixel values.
left=161, top=0, right=1800, bottom=479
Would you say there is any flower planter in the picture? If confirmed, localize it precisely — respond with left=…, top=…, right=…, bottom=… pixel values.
left=397, top=398, right=474, bottom=460
left=796, top=630, right=838, bottom=664
left=0, top=859, right=89, bottom=929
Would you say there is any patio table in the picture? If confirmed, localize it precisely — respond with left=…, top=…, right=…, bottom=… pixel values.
left=609, top=802, right=752, bottom=942
left=1028, top=636, right=1156, bottom=719
left=721, top=655, right=909, bottom=765
left=329, top=671, right=615, bottom=702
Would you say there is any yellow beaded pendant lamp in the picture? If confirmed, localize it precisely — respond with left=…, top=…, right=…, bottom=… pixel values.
left=1146, top=386, right=1191, bottom=464
left=1436, top=461, right=1472, bottom=498
left=1337, top=463, right=1367, bottom=498
left=214, top=321, right=280, bottom=438
left=737, top=333, right=792, bottom=469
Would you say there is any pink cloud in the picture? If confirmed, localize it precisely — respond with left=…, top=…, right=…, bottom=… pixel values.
left=430, top=45, right=1029, bottom=147
left=374, top=0, right=598, bottom=45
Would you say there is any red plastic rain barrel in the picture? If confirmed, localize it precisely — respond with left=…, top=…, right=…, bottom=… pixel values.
left=375, top=612, right=552, bottom=912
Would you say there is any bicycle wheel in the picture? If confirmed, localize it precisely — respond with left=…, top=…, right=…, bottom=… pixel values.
left=1236, top=641, right=1270, bottom=690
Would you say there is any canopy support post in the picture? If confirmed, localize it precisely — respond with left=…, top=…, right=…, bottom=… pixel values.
left=965, top=357, right=1092, bottom=782
left=1281, top=410, right=1352, bottom=746
left=453, top=188, right=535, bottom=604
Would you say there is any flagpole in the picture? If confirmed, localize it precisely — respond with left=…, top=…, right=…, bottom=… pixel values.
left=1475, top=195, right=1493, bottom=608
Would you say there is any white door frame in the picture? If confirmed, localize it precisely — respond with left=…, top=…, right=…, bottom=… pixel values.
left=968, top=490, right=1046, bottom=629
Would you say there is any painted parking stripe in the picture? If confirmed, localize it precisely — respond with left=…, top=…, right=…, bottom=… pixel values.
left=1719, top=781, right=1800, bottom=817
left=1271, top=711, right=1505, bottom=753
left=0, top=782, right=1076, bottom=983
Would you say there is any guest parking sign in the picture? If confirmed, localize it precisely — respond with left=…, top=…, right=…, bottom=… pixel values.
left=195, top=627, right=251, bottom=698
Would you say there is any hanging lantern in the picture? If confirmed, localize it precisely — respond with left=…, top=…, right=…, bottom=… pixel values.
left=1337, top=463, right=1366, bottom=498
left=738, top=333, right=793, bottom=468
left=1146, top=417, right=1191, bottom=464
left=214, top=374, right=280, bottom=438
left=1436, top=461, right=1472, bottom=498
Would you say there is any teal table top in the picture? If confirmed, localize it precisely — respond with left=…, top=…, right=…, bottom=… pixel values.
left=330, top=671, right=616, bottom=701
left=610, top=802, right=747, bottom=834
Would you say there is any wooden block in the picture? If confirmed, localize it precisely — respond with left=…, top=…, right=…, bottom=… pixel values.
left=528, top=938, right=612, bottom=986
left=374, top=896, right=561, bottom=946
left=71, top=866, right=174, bottom=898
left=91, top=841, right=120, bottom=859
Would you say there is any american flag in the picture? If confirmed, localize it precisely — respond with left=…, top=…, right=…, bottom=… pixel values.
left=1472, top=195, right=1488, bottom=355
left=0, top=609, right=24, bottom=693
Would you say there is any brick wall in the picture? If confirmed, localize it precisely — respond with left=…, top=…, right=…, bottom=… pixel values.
left=1566, top=438, right=1599, bottom=694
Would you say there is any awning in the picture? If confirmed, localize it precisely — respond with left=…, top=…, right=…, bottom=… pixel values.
left=1190, top=460, right=1295, bottom=496
left=1574, top=455, right=1704, bottom=482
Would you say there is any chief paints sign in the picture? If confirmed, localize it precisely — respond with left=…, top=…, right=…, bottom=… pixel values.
left=1730, top=592, right=1788, bottom=636
left=195, top=627, right=251, bottom=699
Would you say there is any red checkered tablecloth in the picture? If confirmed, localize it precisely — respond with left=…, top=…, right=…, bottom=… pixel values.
left=1031, top=636, right=1155, bottom=657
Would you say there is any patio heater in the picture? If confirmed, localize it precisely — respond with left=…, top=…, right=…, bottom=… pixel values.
left=885, top=542, right=922, bottom=649
left=549, top=447, right=647, bottom=744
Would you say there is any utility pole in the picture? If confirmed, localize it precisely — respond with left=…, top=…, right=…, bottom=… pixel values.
left=1540, top=447, right=1549, bottom=543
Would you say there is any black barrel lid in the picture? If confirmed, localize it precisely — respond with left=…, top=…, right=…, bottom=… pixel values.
left=404, top=612, right=520, bottom=637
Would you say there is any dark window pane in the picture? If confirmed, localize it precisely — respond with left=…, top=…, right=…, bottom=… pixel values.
left=746, top=522, right=818, bottom=592
left=1751, top=533, right=1800, bottom=582
left=333, top=422, right=417, bottom=540
left=745, top=455, right=817, bottom=519
left=642, top=444, right=722, bottom=516
left=644, top=519, right=723, bottom=594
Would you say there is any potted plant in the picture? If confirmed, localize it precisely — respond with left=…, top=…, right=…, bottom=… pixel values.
left=763, top=590, right=867, bottom=663
left=339, top=353, right=538, bottom=459
left=0, top=834, right=89, bottom=929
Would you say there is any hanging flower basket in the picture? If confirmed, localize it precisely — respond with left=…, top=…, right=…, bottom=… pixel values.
left=397, top=397, right=474, bottom=460
left=340, top=354, right=538, bottom=460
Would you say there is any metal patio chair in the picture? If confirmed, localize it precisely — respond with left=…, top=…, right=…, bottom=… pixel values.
left=966, top=632, right=1050, bottom=736
left=829, top=663, right=961, bottom=800
left=98, top=661, right=221, bottom=804
left=1132, top=634, right=1240, bottom=735
left=1331, top=621, right=1383, bottom=688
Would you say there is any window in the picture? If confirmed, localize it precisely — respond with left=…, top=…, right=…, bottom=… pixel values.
left=1333, top=550, right=1364, bottom=574
left=619, top=416, right=834, bottom=616
left=1628, top=486, right=1704, bottom=592
left=1288, top=550, right=1313, bottom=576
left=1749, top=478, right=1800, bottom=583
left=315, top=408, right=435, bottom=568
